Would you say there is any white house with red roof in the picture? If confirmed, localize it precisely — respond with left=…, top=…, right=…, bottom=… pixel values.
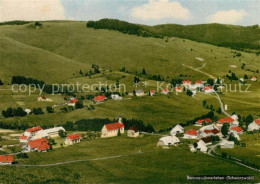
left=68, top=98, right=79, bottom=106
left=161, top=88, right=169, bottom=95
left=248, top=119, right=260, bottom=131
left=203, top=86, right=214, bottom=93
left=25, top=138, right=50, bottom=152
left=195, top=118, right=212, bottom=126
left=19, top=136, right=29, bottom=143
left=195, top=81, right=204, bottom=88
left=65, top=134, right=81, bottom=145
left=198, top=124, right=220, bottom=138
left=0, top=155, right=13, bottom=165
left=174, top=86, right=182, bottom=93
left=251, top=76, right=257, bottom=81
left=182, top=80, right=192, bottom=86
left=23, top=126, right=42, bottom=137
left=149, top=90, right=155, bottom=96
left=229, top=126, right=243, bottom=135
left=101, top=117, right=124, bottom=138
left=93, top=95, right=107, bottom=103
left=217, top=115, right=239, bottom=127
left=183, top=129, right=198, bottom=139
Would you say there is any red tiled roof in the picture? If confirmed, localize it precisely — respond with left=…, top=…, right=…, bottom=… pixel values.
left=129, top=126, right=139, bottom=133
left=25, top=126, right=42, bottom=133
left=150, top=90, right=155, bottom=93
left=175, top=86, right=182, bottom=90
left=105, top=122, right=124, bottom=131
left=0, top=155, right=13, bottom=163
left=251, top=76, right=256, bottom=79
left=27, top=138, right=48, bottom=150
left=204, top=128, right=219, bottom=135
left=20, top=136, right=28, bottom=140
left=196, top=81, right=202, bottom=84
left=37, top=142, right=50, bottom=151
left=196, top=118, right=212, bottom=124
left=93, top=95, right=107, bottom=102
left=218, top=117, right=234, bottom=124
left=254, top=119, right=260, bottom=125
left=68, top=99, right=78, bottom=104
left=66, top=134, right=81, bottom=140
left=185, top=129, right=197, bottom=136
left=204, top=86, right=213, bottom=91
left=230, top=126, right=243, bottom=133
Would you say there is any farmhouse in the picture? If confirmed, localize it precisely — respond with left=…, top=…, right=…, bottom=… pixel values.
left=65, top=134, right=81, bottom=145
left=127, top=126, right=139, bottom=137
left=220, top=139, right=234, bottom=148
left=161, top=88, right=169, bottom=95
left=216, top=115, right=239, bottom=127
left=93, top=95, right=107, bottom=103
left=198, top=124, right=220, bottom=138
left=68, top=98, right=78, bottom=106
left=251, top=76, right=257, bottom=81
left=170, top=124, right=184, bottom=135
left=0, top=155, right=13, bottom=165
left=157, top=135, right=180, bottom=147
left=24, top=108, right=31, bottom=114
left=111, top=94, right=122, bottom=100
left=149, top=90, right=155, bottom=96
left=201, top=136, right=212, bottom=145
left=248, top=119, right=260, bottom=131
left=195, top=118, right=212, bottom=126
left=174, top=86, right=182, bottom=92
left=101, top=117, right=124, bottom=138
left=195, top=81, right=203, bottom=88
left=19, top=136, right=28, bottom=143
left=133, top=90, right=145, bottom=96
left=33, top=127, right=65, bottom=139
left=229, top=126, right=243, bottom=135
left=24, top=126, right=42, bottom=137
left=182, top=80, right=191, bottom=86
left=190, top=140, right=207, bottom=153
left=26, top=138, right=50, bottom=152
left=203, top=86, right=214, bottom=93
left=183, top=129, right=197, bottom=139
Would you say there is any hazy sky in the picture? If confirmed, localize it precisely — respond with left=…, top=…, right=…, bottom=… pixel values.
left=0, top=0, right=259, bottom=25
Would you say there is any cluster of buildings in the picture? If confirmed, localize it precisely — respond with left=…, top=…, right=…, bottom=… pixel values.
left=19, top=126, right=81, bottom=152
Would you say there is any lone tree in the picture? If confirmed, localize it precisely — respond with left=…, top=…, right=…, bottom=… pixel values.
left=58, top=130, right=67, bottom=138
left=221, top=123, right=230, bottom=137
left=117, top=129, right=121, bottom=136
left=141, top=68, right=146, bottom=75
left=75, top=101, right=84, bottom=109
left=0, top=79, right=3, bottom=85
left=245, top=114, right=254, bottom=128
left=186, top=89, right=193, bottom=96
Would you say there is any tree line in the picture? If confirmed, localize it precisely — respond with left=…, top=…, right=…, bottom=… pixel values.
left=87, top=19, right=163, bottom=39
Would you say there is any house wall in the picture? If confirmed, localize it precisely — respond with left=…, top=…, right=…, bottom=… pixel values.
left=101, top=127, right=124, bottom=138
left=127, top=130, right=139, bottom=137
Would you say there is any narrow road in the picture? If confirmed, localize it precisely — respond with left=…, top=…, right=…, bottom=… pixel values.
left=213, top=91, right=231, bottom=117
left=182, top=63, right=216, bottom=79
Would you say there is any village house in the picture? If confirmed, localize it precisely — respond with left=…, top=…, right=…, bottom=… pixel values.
left=195, top=118, right=212, bottom=126
left=19, top=136, right=29, bottom=143
left=133, top=89, right=145, bottom=96
left=195, top=81, right=204, bottom=88
left=190, top=140, right=207, bottom=153
left=127, top=127, right=139, bottom=137
left=65, top=134, right=81, bottom=145
left=229, top=126, right=243, bottom=135
left=33, top=127, right=65, bottom=139
left=25, top=138, right=50, bottom=152
left=93, top=95, right=107, bottom=103
left=216, top=115, right=239, bottom=127
left=23, top=126, right=42, bottom=137
left=248, top=119, right=260, bottom=131
left=157, top=135, right=180, bottom=147
left=183, top=129, right=198, bottom=139
left=111, top=94, right=122, bottom=100
left=251, top=76, right=257, bottom=81
left=182, top=80, right=191, bottom=86
left=161, top=88, right=169, bottom=95
left=201, top=136, right=212, bottom=145
left=198, top=124, right=220, bottom=138
left=203, top=86, right=214, bottom=93
left=0, top=155, right=13, bottom=165
left=170, top=124, right=184, bottom=135
left=220, top=139, right=234, bottom=148
left=174, top=86, right=182, bottom=93
left=101, top=117, right=124, bottom=138
left=149, top=90, right=155, bottom=96
left=68, top=98, right=78, bottom=106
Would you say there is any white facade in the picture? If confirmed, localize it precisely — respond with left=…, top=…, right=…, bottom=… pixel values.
left=248, top=122, right=260, bottom=131
left=127, top=130, right=139, bottom=137
left=220, top=139, right=234, bottom=148
left=157, top=135, right=180, bottom=147
left=111, top=94, right=122, bottom=100
left=170, top=124, right=184, bottom=135
left=24, top=108, right=31, bottom=114
left=33, top=127, right=65, bottom=139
